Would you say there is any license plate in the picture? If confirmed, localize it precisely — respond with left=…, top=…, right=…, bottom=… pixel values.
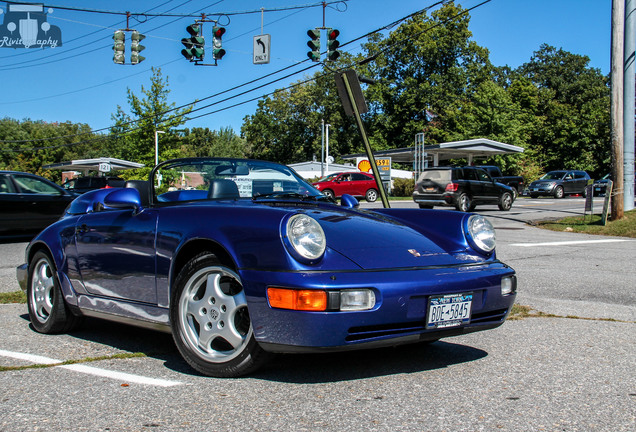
left=426, top=292, right=472, bottom=329
left=595, top=187, right=601, bottom=191
left=424, top=187, right=435, bottom=192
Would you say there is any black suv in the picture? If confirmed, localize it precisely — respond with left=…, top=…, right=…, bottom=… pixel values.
left=62, top=176, right=125, bottom=194
left=412, top=166, right=515, bottom=212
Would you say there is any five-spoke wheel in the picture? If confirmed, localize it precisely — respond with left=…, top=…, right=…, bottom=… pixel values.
left=171, top=253, right=268, bottom=377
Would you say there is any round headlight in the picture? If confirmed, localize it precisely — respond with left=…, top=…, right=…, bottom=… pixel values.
left=284, top=214, right=326, bottom=262
left=466, top=214, right=496, bottom=253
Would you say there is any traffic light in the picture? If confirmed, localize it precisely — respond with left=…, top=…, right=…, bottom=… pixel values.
left=130, top=30, right=146, bottom=65
left=326, top=28, right=340, bottom=61
left=212, top=26, right=226, bottom=60
left=112, top=30, right=125, bottom=64
left=181, top=23, right=204, bottom=61
left=307, top=28, right=320, bottom=62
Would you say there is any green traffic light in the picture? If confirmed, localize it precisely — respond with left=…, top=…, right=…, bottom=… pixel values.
left=186, top=24, right=201, bottom=36
left=213, top=48, right=226, bottom=60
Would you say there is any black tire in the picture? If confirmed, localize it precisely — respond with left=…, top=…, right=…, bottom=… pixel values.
left=27, top=251, right=81, bottom=334
left=365, top=189, right=378, bottom=202
left=322, top=189, right=335, bottom=200
left=455, top=193, right=472, bottom=212
left=170, top=253, right=270, bottom=377
left=418, top=204, right=433, bottom=209
left=498, top=192, right=513, bottom=211
left=554, top=186, right=564, bottom=199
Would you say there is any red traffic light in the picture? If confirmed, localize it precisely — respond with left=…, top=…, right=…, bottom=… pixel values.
left=213, top=27, right=226, bottom=38
left=328, top=29, right=340, bottom=40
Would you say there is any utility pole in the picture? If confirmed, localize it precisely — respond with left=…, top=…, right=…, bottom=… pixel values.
left=625, top=0, right=636, bottom=211
left=611, top=0, right=625, bottom=220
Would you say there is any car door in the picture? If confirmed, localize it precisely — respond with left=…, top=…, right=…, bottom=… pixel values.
left=474, top=168, right=498, bottom=203
left=331, top=173, right=351, bottom=196
left=8, top=173, right=73, bottom=232
left=74, top=207, right=159, bottom=304
left=0, top=173, right=22, bottom=234
left=350, top=173, right=371, bottom=195
left=563, top=171, right=577, bottom=194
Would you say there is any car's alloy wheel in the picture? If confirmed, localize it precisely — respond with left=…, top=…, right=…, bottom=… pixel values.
left=554, top=186, right=564, bottom=199
left=322, top=189, right=335, bottom=200
left=27, top=251, right=80, bottom=334
left=498, top=192, right=513, bottom=211
left=365, top=189, right=378, bottom=202
left=171, top=253, right=269, bottom=377
left=456, top=193, right=472, bottom=212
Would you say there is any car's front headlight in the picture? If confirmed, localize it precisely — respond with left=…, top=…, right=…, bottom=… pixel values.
left=283, top=214, right=326, bottom=263
left=466, top=214, right=496, bottom=254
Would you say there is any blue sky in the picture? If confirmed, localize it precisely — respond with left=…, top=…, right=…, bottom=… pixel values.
left=0, top=0, right=611, bottom=136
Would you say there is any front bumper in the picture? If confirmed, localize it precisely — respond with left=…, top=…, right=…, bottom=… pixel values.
left=529, top=184, right=556, bottom=195
left=241, top=262, right=516, bottom=352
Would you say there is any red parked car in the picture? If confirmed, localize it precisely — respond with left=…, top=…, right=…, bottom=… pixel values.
left=312, top=172, right=379, bottom=202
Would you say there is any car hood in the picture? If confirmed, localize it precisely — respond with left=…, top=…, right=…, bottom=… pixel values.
left=312, top=207, right=486, bottom=270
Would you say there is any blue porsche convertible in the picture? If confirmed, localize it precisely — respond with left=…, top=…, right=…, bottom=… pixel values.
left=17, top=157, right=516, bottom=377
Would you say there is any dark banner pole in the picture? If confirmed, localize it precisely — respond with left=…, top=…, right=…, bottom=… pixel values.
left=336, top=70, right=390, bottom=208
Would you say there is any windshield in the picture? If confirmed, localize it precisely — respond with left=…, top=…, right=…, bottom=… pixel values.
left=316, top=173, right=340, bottom=182
left=540, top=171, right=567, bottom=180
left=152, top=158, right=323, bottom=203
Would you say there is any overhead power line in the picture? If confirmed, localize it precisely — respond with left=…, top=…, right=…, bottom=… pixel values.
left=0, top=0, right=491, bottom=151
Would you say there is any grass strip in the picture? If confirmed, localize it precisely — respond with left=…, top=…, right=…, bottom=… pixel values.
left=0, top=352, right=147, bottom=372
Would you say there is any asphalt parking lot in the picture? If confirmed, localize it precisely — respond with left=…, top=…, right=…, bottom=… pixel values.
left=0, top=196, right=634, bottom=431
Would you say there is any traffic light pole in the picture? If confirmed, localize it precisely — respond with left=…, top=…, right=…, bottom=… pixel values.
left=339, top=71, right=390, bottom=209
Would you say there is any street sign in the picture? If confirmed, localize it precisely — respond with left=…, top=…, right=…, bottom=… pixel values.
left=253, top=34, right=270, bottom=64
left=98, top=162, right=111, bottom=173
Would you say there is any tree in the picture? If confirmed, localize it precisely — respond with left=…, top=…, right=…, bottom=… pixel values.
left=515, top=44, right=611, bottom=177
left=180, top=126, right=249, bottom=158
left=361, top=1, right=493, bottom=147
left=108, top=67, right=193, bottom=177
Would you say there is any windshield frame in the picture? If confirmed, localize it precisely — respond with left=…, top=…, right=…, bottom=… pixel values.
left=149, top=157, right=324, bottom=205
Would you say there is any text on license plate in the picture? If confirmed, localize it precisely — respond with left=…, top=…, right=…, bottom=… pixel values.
left=426, top=292, right=472, bottom=329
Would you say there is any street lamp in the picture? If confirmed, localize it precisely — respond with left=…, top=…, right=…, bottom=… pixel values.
left=154, top=130, right=165, bottom=166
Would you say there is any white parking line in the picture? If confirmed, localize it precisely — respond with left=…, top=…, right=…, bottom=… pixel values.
left=509, top=239, right=632, bottom=247
left=0, top=349, right=182, bottom=387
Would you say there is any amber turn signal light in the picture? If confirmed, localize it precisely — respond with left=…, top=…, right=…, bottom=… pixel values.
left=267, top=288, right=327, bottom=311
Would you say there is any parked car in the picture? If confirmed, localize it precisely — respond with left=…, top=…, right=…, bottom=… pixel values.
left=17, top=157, right=516, bottom=377
left=478, top=165, right=524, bottom=199
left=0, top=171, right=76, bottom=236
left=61, top=176, right=125, bottom=194
left=412, top=166, right=515, bottom=212
left=528, top=170, right=591, bottom=198
left=593, top=174, right=611, bottom=196
left=312, top=171, right=379, bottom=202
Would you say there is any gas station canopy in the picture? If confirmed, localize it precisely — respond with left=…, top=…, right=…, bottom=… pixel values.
left=43, top=157, right=145, bottom=175
left=343, top=138, right=524, bottom=166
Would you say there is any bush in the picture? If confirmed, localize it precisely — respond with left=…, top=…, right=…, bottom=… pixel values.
left=392, top=177, right=414, bottom=197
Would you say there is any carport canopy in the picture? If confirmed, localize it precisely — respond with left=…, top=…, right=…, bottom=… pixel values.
left=43, top=157, right=145, bottom=176
left=342, top=138, right=524, bottom=166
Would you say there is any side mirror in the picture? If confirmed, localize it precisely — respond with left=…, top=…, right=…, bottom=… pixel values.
left=340, top=194, right=359, bottom=208
left=104, top=188, right=142, bottom=211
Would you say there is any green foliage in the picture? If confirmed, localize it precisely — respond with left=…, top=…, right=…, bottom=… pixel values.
left=391, top=177, right=414, bottom=197
left=108, top=67, right=193, bottom=169
left=0, top=118, right=96, bottom=182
